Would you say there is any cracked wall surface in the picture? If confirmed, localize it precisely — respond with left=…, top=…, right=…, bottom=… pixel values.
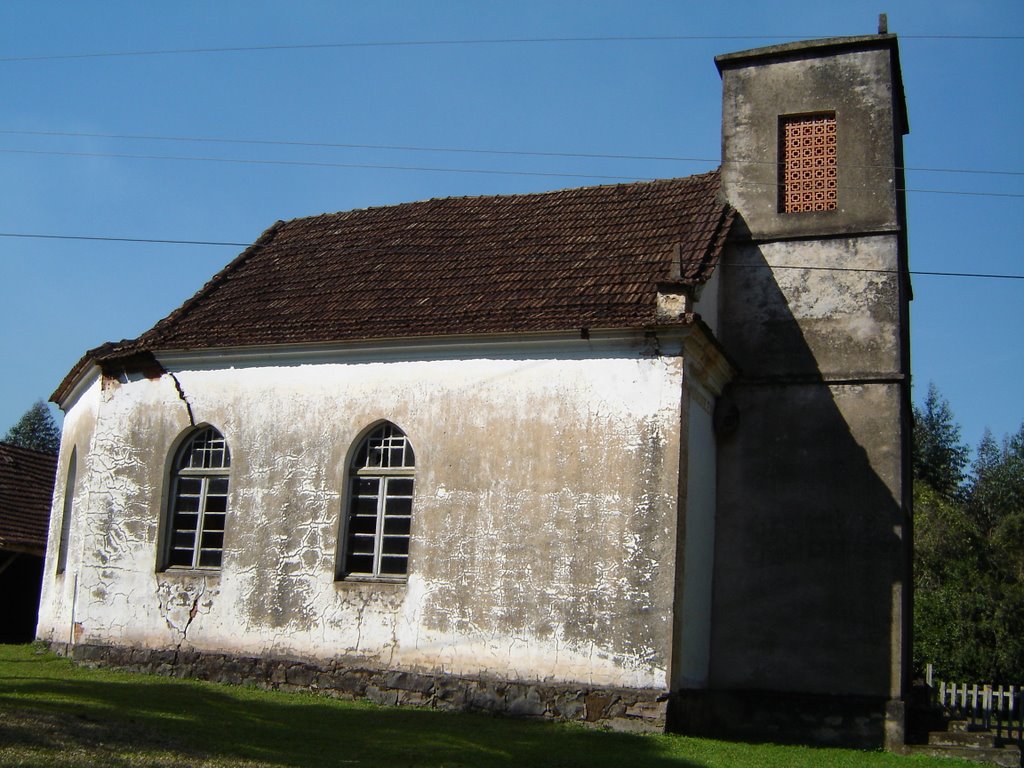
left=38, top=338, right=696, bottom=691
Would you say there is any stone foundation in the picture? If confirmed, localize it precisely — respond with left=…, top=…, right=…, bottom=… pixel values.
left=670, top=688, right=903, bottom=750
left=59, top=643, right=668, bottom=732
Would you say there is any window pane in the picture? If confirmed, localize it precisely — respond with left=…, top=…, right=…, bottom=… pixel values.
left=204, top=494, right=228, bottom=514
left=174, top=495, right=200, bottom=513
left=348, top=534, right=376, bottom=554
left=169, top=548, right=194, bottom=567
left=173, top=530, right=196, bottom=549
left=346, top=553, right=373, bottom=574
left=207, top=446, right=225, bottom=469
left=382, top=535, right=409, bottom=556
left=384, top=497, right=412, bottom=517
left=208, top=476, right=229, bottom=495
left=198, top=549, right=222, bottom=568
left=354, top=477, right=379, bottom=495
left=349, top=514, right=378, bottom=535
left=379, top=555, right=408, bottom=575
left=383, top=516, right=411, bottom=535
left=177, top=477, right=202, bottom=495
left=201, top=531, right=224, bottom=550
left=365, top=438, right=384, bottom=467
left=387, top=478, right=414, bottom=497
left=352, top=493, right=378, bottom=516
left=173, top=513, right=199, bottom=533
left=202, top=513, right=226, bottom=533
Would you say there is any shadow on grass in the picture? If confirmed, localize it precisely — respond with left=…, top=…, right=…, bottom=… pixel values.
left=0, top=671, right=704, bottom=768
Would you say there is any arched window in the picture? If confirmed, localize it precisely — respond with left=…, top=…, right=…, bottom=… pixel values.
left=165, top=426, right=231, bottom=570
left=55, top=447, right=77, bottom=575
left=340, top=422, right=415, bottom=579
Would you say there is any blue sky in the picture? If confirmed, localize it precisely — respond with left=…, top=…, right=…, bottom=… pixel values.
left=1, top=1, right=1021, bottom=457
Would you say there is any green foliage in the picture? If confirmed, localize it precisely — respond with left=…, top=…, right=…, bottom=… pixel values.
left=912, top=480, right=993, bottom=679
left=913, top=386, right=1024, bottom=683
left=912, top=383, right=968, bottom=498
left=0, top=645, right=971, bottom=768
left=4, top=399, right=60, bottom=454
left=967, top=425, right=1024, bottom=539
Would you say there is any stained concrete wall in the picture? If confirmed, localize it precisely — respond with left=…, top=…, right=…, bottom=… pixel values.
left=672, top=377, right=718, bottom=689
left=711, top=35, right=911, bottom=713
left=717, top=35, right=907, bottom=240
left=37, top=334, right=705, bottom=692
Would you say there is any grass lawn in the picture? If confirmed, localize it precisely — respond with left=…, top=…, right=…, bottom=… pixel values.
left=0, top=644, right=971, bottom=768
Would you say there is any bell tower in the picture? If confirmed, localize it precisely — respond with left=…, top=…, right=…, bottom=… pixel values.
left=697, top=33, right=912, bottom=749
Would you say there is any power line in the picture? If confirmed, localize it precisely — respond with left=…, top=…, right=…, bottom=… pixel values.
left=1, top=34, right=1022, bottom=63
left=2, top=146, right=1021, bottom=198
left=908, top=270, right=1024, bottom=280
left=0, top=147, right=641, bottom=182
left=3, top=128, right=1020, bottom=178
left=2, top=230, right=1021, bottom=282
left=732, top=178, right=1024, bottom=200
left=722, top=263, right=1024, bottom=281
left=0, top=232, right=249, bottom=247
left=0, top=128, right=722, bottom=165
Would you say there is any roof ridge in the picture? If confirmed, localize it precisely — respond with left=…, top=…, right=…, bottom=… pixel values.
left=280, top=171, right=722, bottom=226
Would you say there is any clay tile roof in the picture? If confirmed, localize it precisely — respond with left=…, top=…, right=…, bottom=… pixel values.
left=53, top=172, right=732, bottom=401
left=140, top=171, right=731, bottom=350
left=0, top=442, right=57, bottom=555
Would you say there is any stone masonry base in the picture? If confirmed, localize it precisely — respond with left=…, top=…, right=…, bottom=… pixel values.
left=58, top=643, right=668, bottom=732
left=670, top=688, right=904, bottom=750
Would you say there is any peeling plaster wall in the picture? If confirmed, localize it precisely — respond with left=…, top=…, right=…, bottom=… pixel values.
left=38, top=376, right=102, bottom=645
left=38, top=340, right=689, bottom=691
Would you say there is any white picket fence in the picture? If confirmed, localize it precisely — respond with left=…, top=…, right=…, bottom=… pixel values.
left=926, top=663, right=1024, bottom=742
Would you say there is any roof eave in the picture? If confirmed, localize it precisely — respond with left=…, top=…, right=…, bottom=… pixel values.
left=50, top=356, right=101, bottom=411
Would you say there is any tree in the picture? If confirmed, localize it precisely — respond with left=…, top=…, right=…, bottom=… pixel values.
left=912, top=479, right=993, bottom=680
left=4, top=400, right=60, bottom=454
left=967, top=425, right=1024, bottom=681
left=967, top=425, right=1024, bottom=539
left=913, top=407, right=1024, bottom=683
left=912, top=383, right=969, bottom=498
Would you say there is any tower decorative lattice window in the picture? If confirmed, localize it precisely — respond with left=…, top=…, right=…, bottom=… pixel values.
left=781, top=114, right=837, bottom=213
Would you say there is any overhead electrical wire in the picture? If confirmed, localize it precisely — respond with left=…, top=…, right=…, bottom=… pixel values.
left=0, top=146, right=1020, bottom=199
left=1, top=128, right=1020, bottom=178
left=1, top=231, right=1021, bottom=282
left=0, top=232, right=249, bottom=247
left=0, top=147, right=641, bottom=182
left=1, top=34, right=1022, bottom=63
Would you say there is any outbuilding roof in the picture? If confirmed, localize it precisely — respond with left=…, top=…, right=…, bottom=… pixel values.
left=54, top=172, right=732, bottom=401
left=0, top=442, right=57, bottom=556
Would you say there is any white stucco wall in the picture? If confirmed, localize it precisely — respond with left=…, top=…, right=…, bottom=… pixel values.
left=38, top=333, right=698, bottom=691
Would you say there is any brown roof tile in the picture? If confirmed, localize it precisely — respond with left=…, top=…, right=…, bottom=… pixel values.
left=0, top=442, right=57, bottom=555
left=54, top=172, right=732, bottom=400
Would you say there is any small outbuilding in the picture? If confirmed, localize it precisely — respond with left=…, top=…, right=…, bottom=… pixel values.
left=0, top=441, right=56, bottom=643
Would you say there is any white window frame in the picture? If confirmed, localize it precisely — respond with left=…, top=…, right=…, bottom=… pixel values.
left=165, top=426, right=231, bottom=570
left=339, top=423, right=415, bottom=581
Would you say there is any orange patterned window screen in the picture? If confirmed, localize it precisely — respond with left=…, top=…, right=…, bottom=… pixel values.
left=780, top=114, right=837, bottom=213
